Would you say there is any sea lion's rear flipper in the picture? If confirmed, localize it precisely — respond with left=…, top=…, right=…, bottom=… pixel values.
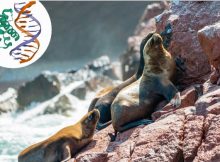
left=119, top=119, right=153, bottom=132
left=60, top=143, right=71, bottom=162
left=96, top=121, right=112, bottom=130
left=109, top=119, right=152, bottom=141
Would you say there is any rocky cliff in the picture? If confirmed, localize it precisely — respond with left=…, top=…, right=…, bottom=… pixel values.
left=72, top=1, right=220, bottom=162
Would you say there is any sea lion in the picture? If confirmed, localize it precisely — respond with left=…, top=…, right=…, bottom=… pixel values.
left=18, top=109, right=100, bottom=162
left=110, top=33, right=181, bottom=138
left=88, top=32, right=155, bottom=130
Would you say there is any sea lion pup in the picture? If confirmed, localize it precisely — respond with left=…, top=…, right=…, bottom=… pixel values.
left=110, top=33, right=181, bottom=139
left=18, top=109, right=100, bottom=162
left=88, top=32, right=154, bottom=130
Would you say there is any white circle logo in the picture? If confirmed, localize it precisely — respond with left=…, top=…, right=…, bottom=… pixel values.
left=0, top=0, right=51, bottom=68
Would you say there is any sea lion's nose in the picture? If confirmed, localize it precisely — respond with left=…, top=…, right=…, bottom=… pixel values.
left=92, top=109, right=100, bottom=119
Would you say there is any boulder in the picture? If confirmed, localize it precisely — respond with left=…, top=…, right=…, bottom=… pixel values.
left=71, top=84, right=87, bottom=100
left=0, top=88, right=18, bottom=114
left=198, top=22, right=220, bottom=85
left=156, top=1, right=220, bottom=88
left=193, top=86, right=220, bottom=161
left=103, top=62, right=122, bottom=80
left=85, top=76, right=118, bottom=92
left=44, top=94, right=75, bottom=116
left=17, top=72, right=61, bottom=107
left=120, top=1, right=169, bottom=80
left=68, top=56, right=121, bottom=83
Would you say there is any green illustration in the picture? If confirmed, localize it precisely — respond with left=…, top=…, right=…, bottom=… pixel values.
left=0, top=9, right=20, bottom=49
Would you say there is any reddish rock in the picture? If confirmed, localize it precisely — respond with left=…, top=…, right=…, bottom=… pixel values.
left=194, top=115, right=220, bottom=162
left=198, top=22, right=220, bottom=70
left=75, top=125, right=144, bottom=162
left=131, top=112, right=185, bottom=162
left=196, top=87, right=220, bottom=115
left=193, top=86, right=220, bottom=161
left=75, top=110, right=186, bottom=162
left=69, top=2, right=220, bottom=162
left=183, top=114, right=204, bottom=162
left=73, top=86, right=220, bottom=161
left=156, top=2, right=220, bottom=87
left=202, top=81, right=219, bottom=95
left=198, top=22, right=220, bottom=85
left=121, top=1, right=169, bottom=80
left=209, top=70, right=220, bottom=85
left=152, top=86, right=198, bottom=121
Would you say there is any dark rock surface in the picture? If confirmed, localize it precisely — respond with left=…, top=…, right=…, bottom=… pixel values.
left=17, top=72, right=61, bottom=107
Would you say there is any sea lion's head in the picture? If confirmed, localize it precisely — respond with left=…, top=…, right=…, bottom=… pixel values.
left=143, top=33, right=164, bottom=60
left=81, top=109, right=100, bottom=137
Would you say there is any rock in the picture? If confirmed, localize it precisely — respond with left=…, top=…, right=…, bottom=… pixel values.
left=135, top=1, right=169, bottom=36
left=68, top=56, right=121, bottom=83
left=87, top=55, right=111, bottom=72
left=17, top=72, right=61, bottom=107
left=156, top=2, right=220, bottom=88
left=71, top=84, right=87, bottom=100
left=16, top=56, right=120, bottom=108
left=198, top=22, right=220, bottom=85
left=121, top=1, right=169, bottom=80
left=85, top=76, right=118, bottom=92
left=190, top=86, right=220, bottom=161
left=131, top=112, right=185, bottom=162
left=195, top=86, right=220, bottom=116
left=183, top=114, right=204, bottom=162
left=71, top=75, right=119, bottom=100
left=44, top=94, right=74, bottom=115
left=0, top=88, right=18, bottom=114
left=103, top=62, right=122, bottom=80
left=74, top=108, right=188, bottom=162
left=70, top=84, right=220, bottom=162
left=194, top=114, right=220, bottom=162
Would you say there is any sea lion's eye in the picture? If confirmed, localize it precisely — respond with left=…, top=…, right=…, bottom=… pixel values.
left=88, top=114, right=93, bottom=121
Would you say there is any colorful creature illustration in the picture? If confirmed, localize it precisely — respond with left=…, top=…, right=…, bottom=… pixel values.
left=0, top=9, right=20, bottom=49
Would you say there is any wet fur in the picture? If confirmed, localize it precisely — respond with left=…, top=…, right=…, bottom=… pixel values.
left=111, top=33, right=179, bottom=133
left=18, top=110, right=100, bottom=162
left=88, top=33, right=155, bottom=130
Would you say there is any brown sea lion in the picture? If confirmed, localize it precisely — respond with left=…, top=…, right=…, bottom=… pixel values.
left=18, top=109, right=100, bottom=162
left=88, top=32, right=155, bottom=130
left=110, top=33, right=181, bottom=139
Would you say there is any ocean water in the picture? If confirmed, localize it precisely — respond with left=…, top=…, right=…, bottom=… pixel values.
left=0, top=81, right=96, bottom=162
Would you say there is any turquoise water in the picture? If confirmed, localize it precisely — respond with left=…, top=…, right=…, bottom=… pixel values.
left=0, top=90, right=93, bottom=162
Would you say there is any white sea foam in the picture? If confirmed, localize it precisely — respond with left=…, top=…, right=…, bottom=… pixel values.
left=0, top=81, right=96, bottom=162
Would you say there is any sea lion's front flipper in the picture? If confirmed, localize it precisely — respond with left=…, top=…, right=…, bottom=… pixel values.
left=60, top=143, right=71, bottom=162
left=156, top=77, right=181, bottom=108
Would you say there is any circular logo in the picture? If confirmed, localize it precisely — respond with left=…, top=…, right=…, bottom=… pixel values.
left=0, top=0, right=51, bottom=68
